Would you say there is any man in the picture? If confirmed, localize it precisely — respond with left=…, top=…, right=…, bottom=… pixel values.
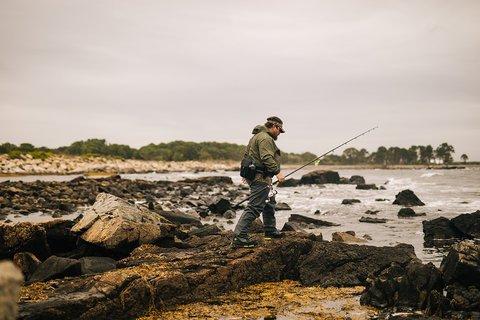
left=232, top=116, right=286, bottom=248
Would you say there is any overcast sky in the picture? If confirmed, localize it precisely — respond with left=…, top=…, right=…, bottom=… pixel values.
left=1, top=0, right=479, bottom=159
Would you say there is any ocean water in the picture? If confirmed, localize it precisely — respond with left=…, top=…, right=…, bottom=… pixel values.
left=2, top=167, right=479, bottom=264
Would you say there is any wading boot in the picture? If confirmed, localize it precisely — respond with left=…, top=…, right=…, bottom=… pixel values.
left=264, top=230, right=283, bottom=240
left=231, top=236, right=257, bottom=248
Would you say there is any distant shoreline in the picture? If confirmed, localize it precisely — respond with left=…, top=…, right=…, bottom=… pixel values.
left=0, top=154, right=477, bottom=177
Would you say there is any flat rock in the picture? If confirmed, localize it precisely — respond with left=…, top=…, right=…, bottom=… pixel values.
left=342, top=199, right=361, bottom=205
left=423, top=217, right=465, bottom=248
left=359, top=217, right=387, bottom=223
left=188, top=224, right=222, bottom=238
left=356, top=184, right=378, bottom=190
left=181, top=176, right=233, bottom=185
left=393, top=189, right=425, bottom=207
left=157, top=210, right=202, bottom=227
left=29, top=256, right=81, bottom=283
left=71, top=193, right=176, bottom=254
left=288, top=214, right=340, bottom=227
left=365, top=210, right=380, bottom=215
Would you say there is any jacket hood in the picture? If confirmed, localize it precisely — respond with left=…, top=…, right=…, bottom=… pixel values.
left=251, top=125, right=267, bottom=134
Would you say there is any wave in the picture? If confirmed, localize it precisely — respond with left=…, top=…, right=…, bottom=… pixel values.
left=421, top=172, right=443, bottom=178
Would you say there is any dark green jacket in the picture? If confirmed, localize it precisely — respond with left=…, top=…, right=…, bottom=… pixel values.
left=244, top=125, right=281, bottom=178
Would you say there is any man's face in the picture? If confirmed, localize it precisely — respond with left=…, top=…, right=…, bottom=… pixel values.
left=271, top=125, right=283, bottom=139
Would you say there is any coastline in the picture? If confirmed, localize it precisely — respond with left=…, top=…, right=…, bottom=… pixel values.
left=1, top=154, right=477, bottom=177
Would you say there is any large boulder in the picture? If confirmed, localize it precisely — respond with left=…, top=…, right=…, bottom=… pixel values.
left=71, top=193, right=176, bottom=254
left=342, top=199, right=361, bottom=205
left=29, top=256, right=81, bottom=283
left=300, top=170, right=340, bottom=185
left=440, top=240, right=480, bottom=288
left=360, top=260, right=443, bottom=310
left=299, top=242, right=416, bottom=286
left=275, top=202, right=291, bottom=211
left=349, top=175, right=366, bottom=185
left=0, top=261, right=24, bottom=320
left=0, top=223, right=50, bottom=260
left=450, top=210, right=480, bottom=239
left=393, top=190, right=425, bottom=207
left=423, top=211, right=480, bottom=248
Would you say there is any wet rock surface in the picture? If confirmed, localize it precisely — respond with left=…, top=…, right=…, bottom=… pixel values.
left=288, top=213, right=340, bottom=227
left=0, top=223, right=50, bottom=260
left=359, top=216, right=387, bottom=223
left=300, top=170, right=341, bottom=184
left=393, top=189, right=425, bottom=207
left=398, top=207, right=426, bottom=218
left=361, top=240, right=480, bottom=318
left=423, top=211, right=480, bottom=248
left=17, top=229, right=418, bottom=320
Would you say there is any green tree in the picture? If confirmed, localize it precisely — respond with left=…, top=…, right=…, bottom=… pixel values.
left=435, top=143, right=455, bottom=164
left=0, top=143, right=17, bottom=154
left=460, top=154, right=468, bottom=164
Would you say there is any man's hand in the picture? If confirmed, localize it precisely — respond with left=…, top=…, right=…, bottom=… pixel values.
left=276, top=172, right=285, bottom=183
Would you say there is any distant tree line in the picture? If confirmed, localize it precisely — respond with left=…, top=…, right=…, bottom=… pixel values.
left=0, top=139, right=317, bottom=164
left=0, top=139, right=468, bottom=165
left=319, top=143, right=460, bottom=165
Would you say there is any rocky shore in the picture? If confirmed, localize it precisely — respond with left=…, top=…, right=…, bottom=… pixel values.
left=0, top=154, right=237, bottom=175
left=0, top=170, right=479, bottom=319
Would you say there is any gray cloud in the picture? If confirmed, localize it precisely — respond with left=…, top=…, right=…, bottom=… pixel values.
left=1, top=0, right=479, bottom=159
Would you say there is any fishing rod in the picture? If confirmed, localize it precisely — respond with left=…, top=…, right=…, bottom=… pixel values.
left=232, top=125, right=379, bottom=208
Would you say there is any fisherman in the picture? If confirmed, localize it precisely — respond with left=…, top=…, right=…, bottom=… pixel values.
left=232, top=116, right=286, bottom=248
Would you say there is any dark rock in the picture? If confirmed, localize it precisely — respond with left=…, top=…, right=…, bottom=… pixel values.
left=18, top=233, right=417, bottom=320
left=182, top=176, right=233, bottom=185
left=356, top=184, right=378, bottom=190
left=79, top=256, right=116, bottom=275
left=29, top=256, right=81, bottom=283
left=277, top=178, right=301, bottom=188
left=363, top=234, right=373, bottom=240
left=13, top=252, right=41, bottom=280
left=208, top=197, right=232, bottom=215
left=157, top=210, right=202, bottom=227
left=349, top=175, right=366, bottom=185
left=445, top=283, right=480, bottom=312
left=300, top=170, right=340, bottom=185
left=299, top=242, right=416, bottom=286
left=0, top=222, right=50, bottom=260
left=379, top=186, right=387, bottom=190
left=393, top=189, right=425, bottom=207
left=359, top=217, right=387, bottom=223
left=423, top=217, right=464, bottom=247
left=341, top=199, right=361, bottom=205
left=314, top=210, right=320, bottom=215
left=188, top=224, right=222, bottom=238
left=288, top=214, right=340, bottom=227
left=398, top=207, right=426, bottom=218
left=365, top=210, right=380, bottom=215
left=451, top=210, right=480, bottom=239
left=375, top=198, right=389, bottom=202
left=440, top=240, right=480, bottom=288
left=39, top=220, right=78, bottom=255
left=275, top=202, right=291, bottom=211
left=222, top=210, right=236, bottom=219
left=360, top=260, right=443, bottom=310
